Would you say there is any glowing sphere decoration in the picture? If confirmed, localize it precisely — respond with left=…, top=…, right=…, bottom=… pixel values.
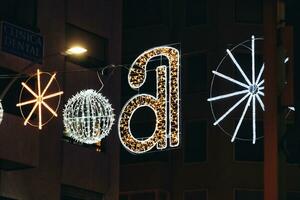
left=63, top=89, right=115, bottom=144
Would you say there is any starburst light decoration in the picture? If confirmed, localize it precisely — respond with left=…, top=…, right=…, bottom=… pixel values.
left=16, top=69, right=63, bottom=130
left=118, top=46, right=180, bottom=154
left=63, top=89, right=115, bottom=144
left=208, top=35, right=264, bottom=144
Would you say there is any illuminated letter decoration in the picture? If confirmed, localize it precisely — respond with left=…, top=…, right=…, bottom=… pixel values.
left=119, top=46, right=180, bottom=154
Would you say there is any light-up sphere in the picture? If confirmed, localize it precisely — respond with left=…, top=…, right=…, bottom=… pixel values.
left=0, top=101, right=3, bottom=124
left=63, top=89, right=115, bottom=144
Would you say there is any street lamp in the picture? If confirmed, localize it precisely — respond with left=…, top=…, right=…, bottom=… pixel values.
left=65, top=46, right=87, bottom=55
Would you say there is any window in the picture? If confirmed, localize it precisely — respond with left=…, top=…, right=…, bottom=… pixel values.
left=185, top=0, right=207, bottom=26
left=61, top=185, right=103, bottom=200
left=285, top=123, right=300, bottom=164
left=123, top=0, right=168, bottom=29
left=0, top=0, right=37, bottom=30
left=119, top=195, right=129, bottom=200
left=0, top=197, right=16, bottom=200
left=131, top=192, right=155, bottom=200
left=235, top=0, right=263, bottom=24
left=0, top=67, right=34, bottom=118
left=159, top=191, right=169, bottom=200
left=121, top=191, right=169, bottom=200
left=234, top=120, right=264, bottom=162
left=235, top=190, right=263, bottom=200
left=184, top=53, right=207, bottom=94
left=66, top=24, right=107, bottom=68
left=287, top=192, right=300, bottom=200
left=184, top=190, right=207, bottom=200
left=184, top=120, right=207, bottom=163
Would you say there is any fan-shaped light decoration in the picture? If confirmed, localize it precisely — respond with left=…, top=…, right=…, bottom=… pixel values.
left=0, top=101, right=3, bottom=124
left=63, top=89, right=115, bottom=144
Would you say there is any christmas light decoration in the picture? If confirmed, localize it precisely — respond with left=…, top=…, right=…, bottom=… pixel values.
left=288, top=106, right=295, bottom=111
left=0, top=101, right=3, bottom=124
left=63, top=89, right=115, bottom=144
left=208, top=35, right=264, bottom=144
left=119, top=46, right=180, bottom=154
left=16, top=69, right=63, bottom=130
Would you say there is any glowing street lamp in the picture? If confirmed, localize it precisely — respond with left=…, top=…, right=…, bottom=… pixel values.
left=65, top=46, right=87, bottom=55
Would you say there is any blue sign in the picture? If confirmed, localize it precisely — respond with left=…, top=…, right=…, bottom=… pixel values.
left=1, top=21, right=44, bottom=63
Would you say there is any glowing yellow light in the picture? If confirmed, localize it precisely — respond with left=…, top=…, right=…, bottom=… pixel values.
left=16, top=69, right=63, bottom=130
left=65, top=46, right=87, bottom=55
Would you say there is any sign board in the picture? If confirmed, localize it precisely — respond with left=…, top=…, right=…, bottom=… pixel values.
left=0, top=21, right=43, bottom=63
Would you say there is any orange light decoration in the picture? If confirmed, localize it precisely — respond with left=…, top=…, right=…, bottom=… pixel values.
left=16, top=69, right=63, bottom=130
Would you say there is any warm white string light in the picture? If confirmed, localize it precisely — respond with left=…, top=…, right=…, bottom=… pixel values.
left=118, top=46, right=180, bottom=154
left=63, top=89, right=115, bottom=144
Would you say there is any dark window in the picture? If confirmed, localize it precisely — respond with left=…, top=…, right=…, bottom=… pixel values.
left=119, top=195, right=129, bottom=200
left=0, top=67, right=34, bottom=118
left=185, top=0, right=207, bottom=26
left=235, top=0, right=263, bottom=23
left=184, top=53, right=207, bottom=93
left=184, top=120, right=207, bottom=163
left=66, top=24, right=107, bottom=68
left=184, top=190, right=207, bottom=200
left=159, top=191, right=168, bottom=200
left=0, top=196, right=16, bottom=200
left=123, top=0, right=168, bottom=29
left=0, top=0, right=37, bottom=30
left=235, top=190, right=263, bottom=200
left=234, top=120, right=264, bottom=161
left=285, top=123, right=300, bottom=164
left=131, top=192, right=155, bottom=200
left=61, top=185, right=102, bottom=200
left=287, top=192, right=300, bottom=200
